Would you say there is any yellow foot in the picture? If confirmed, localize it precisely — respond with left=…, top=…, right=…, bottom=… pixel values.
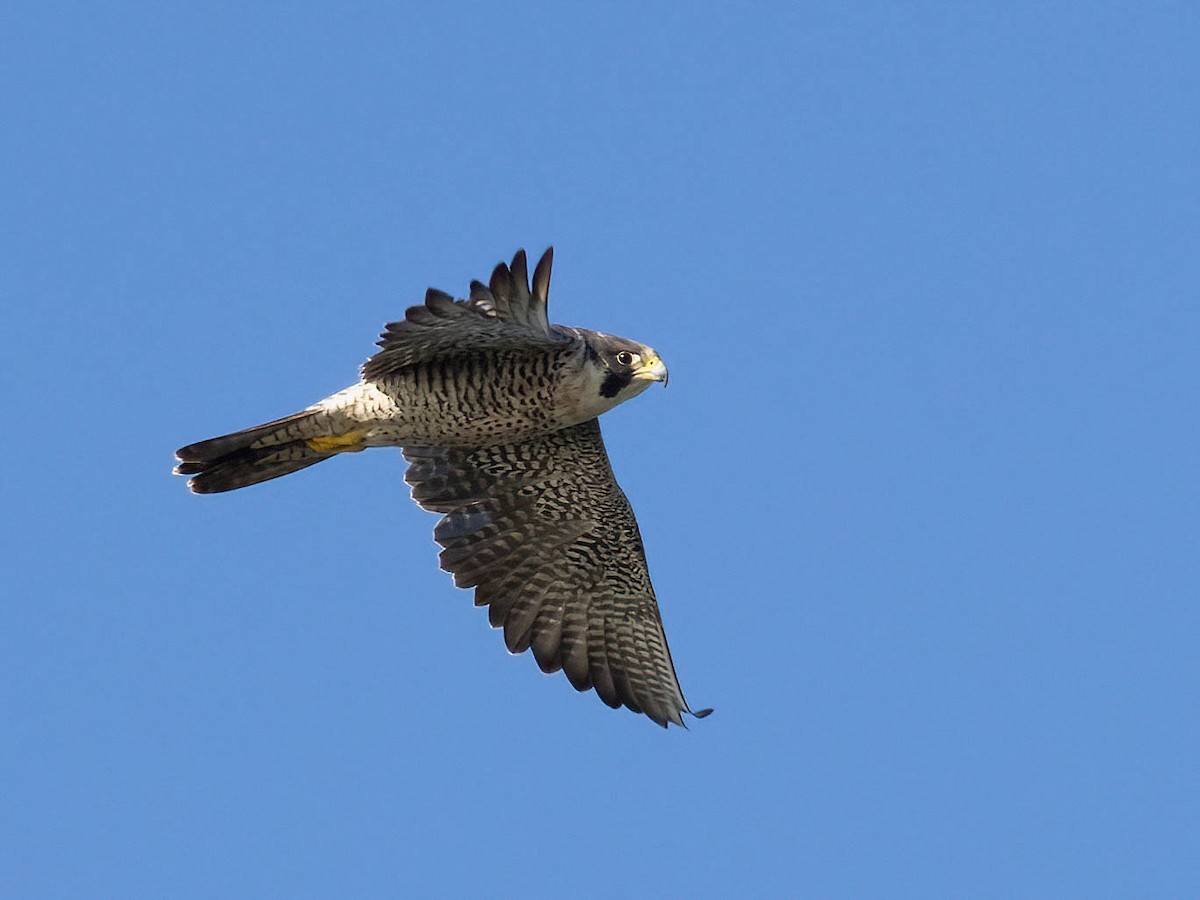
left=306, top=431, right=368, bottom=453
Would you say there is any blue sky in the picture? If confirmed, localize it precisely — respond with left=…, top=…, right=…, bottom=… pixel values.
left=3, top=3, right=1197, bottom=896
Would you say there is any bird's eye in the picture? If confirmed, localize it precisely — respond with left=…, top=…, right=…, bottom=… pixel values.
left=615, top=351, right=638, bottom=367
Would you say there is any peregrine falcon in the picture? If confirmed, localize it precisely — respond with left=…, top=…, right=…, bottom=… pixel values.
left=175, top=248, right=710, bottom=728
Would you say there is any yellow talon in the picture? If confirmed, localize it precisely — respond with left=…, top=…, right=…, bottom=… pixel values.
left=306, top=431, right=368, bottom=453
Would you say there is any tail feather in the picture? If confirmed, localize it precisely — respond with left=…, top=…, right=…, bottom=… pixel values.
left=175, top=409, right=334, bottom=494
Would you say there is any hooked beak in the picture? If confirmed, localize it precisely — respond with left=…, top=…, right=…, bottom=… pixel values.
left=632, top=354, right=669, bottom=386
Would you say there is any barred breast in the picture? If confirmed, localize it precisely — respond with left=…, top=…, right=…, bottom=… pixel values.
left=324, top=345, right=579, bottom=449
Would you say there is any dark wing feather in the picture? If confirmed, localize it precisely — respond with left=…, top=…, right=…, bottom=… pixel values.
left=403, top=419, right=703, bottom=728
left=363, top=248, right=563, bottom=381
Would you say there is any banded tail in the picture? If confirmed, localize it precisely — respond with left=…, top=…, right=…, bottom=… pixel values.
left=175, top=408, right=366, bottom=494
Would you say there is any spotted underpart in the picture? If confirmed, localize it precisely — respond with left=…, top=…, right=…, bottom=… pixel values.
left=174, top=248, right=708, bottom=728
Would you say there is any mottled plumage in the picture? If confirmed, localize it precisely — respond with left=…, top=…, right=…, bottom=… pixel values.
left=175, top=248, right=709, bottom=728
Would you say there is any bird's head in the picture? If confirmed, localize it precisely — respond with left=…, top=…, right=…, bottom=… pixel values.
left=590, top=334, right=668, bottom=399
left=554, top=330, right=667, bottom=423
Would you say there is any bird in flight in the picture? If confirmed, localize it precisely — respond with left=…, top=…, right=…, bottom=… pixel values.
left=175, top=248, right=710, bottom=728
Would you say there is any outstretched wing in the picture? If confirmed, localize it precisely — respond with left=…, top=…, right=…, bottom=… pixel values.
left=363, top=248, right=567, bottom=381
left=403, top=419, right=707, bottom=728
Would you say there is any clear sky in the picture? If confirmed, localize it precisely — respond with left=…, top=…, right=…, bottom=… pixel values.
left=3, top=3, right=1197, bottom=897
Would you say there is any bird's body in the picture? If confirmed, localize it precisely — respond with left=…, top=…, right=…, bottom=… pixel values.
left=175, top=248, right=708, bottom=728
left=304, top=329, right=651, bottom=450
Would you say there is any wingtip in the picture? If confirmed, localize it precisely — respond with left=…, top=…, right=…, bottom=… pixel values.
left=532, top=246, right=553, bottom=304
left=489, top=261, right=515, bottom=301
left=509, top=249, right=530, bottom=297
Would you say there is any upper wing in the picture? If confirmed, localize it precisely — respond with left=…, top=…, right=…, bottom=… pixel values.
left=362, top=248, right=567, bottom=381
left=403, top=419, right=708, bottom=728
